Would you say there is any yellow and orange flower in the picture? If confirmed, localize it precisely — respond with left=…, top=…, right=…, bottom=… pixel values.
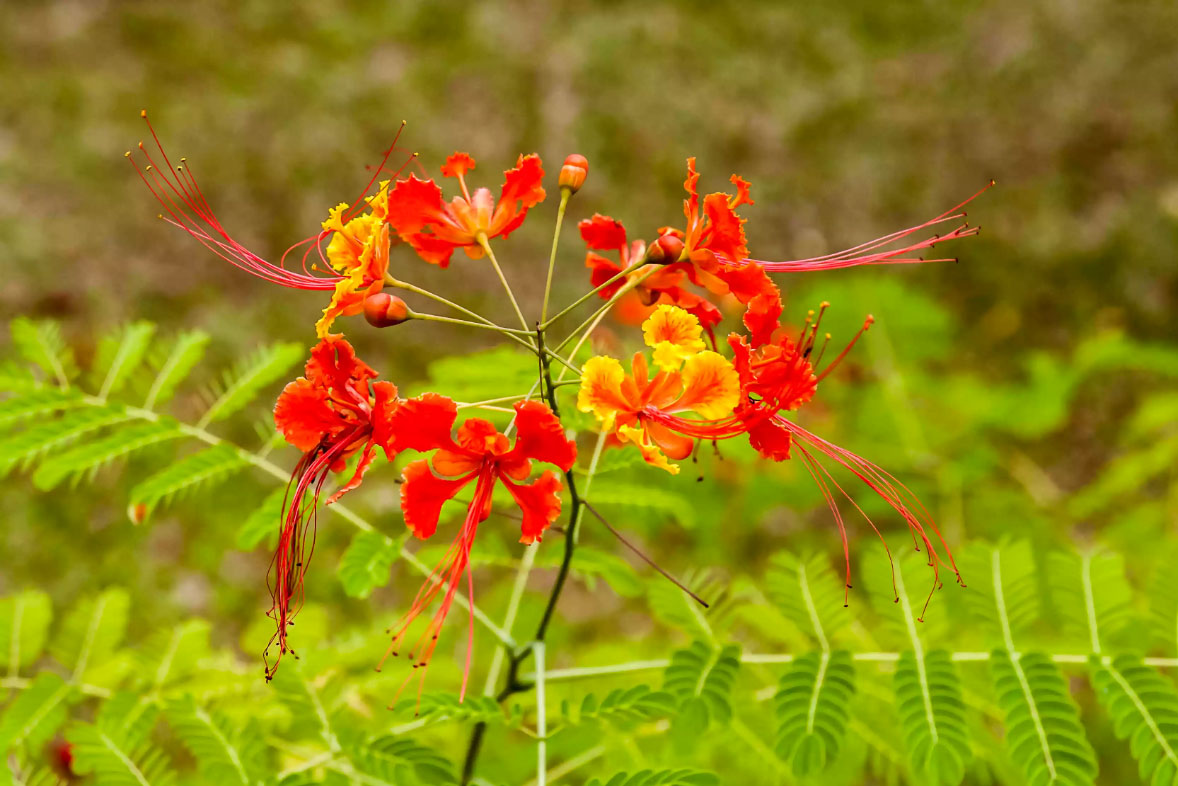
left=578, top=305, right=740, bottom=474
left=315, top=182, right=395, bottom=337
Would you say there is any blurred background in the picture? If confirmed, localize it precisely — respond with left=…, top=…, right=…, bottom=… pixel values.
left=2, top=0, right=1177, bottom=783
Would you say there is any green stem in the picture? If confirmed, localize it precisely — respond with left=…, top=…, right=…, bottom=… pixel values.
left=554, top=265, right=661, bottom=353
left=478, top=234, right=530, bottom=332
left=540, top=260, right=645, bottom=330
left=540, top=190, right=571, bottom=325
left=411, top=311, right=533, bottom=336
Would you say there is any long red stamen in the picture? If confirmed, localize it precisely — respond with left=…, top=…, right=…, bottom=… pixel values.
left=265, top=428, right=363, bottom=679
left=732, top=181, right=994, bottom=272
left=380, top=467, right=493, bottom=711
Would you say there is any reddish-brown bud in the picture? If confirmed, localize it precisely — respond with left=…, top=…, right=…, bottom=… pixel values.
left=645, top=233, right=685, bottom=265
left=558, top=154, right=588, bottom=194
left=364, top=292, right=411, bottom=327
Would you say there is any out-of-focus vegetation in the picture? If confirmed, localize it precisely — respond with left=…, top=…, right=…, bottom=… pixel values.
left=2, top=1, right=1177, bottom=784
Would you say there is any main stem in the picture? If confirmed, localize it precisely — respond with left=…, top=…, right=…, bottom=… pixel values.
left=461, top=328, right=586, bottom=785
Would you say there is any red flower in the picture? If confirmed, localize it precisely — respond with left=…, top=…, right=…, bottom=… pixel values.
left=386, top=152, right=547, bottom=268
left=266, top=336, right=400, bottom=679
left=653, top=158, right=779, bottom=305
left=128, top=114, right=412, bottom=336
left=581, top=214, right=723, bottom=335
left=378, top=396, right=576, bottom=700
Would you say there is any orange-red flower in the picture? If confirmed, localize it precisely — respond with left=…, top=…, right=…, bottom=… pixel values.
left=387, top=152, right=546, bottom=268
left=578, top=305, right=740, bottom=474
left=653, top=158, right=778, bottom=305
left=266, top=336, right=400, bottom=679
left=128, top=114, right=409, bottom=337
left=580, top=214, right=723, bottom=335
left=379, top=396, right=576, bottom=699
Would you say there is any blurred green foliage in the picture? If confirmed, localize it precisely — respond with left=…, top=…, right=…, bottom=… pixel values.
left=2, top=0, right=1177, bottom=783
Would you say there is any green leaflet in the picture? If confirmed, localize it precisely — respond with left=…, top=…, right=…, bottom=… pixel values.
left=198, top=342, right=303, bottom=427
left=128, top=443, right=249, bottom=518
left=774, top=650, right=855, bottom=777
left=662, top=641, right=740, bottom=742
left=164, top=695, right=267, bottom=786
left=1091, top=655, right=1178, bottom=785
left=91, top=322, right=157, bottom=399
left=50, top=589, right=130, bottom=684
left=0, top=591, right=52, bottom=674
left=585, top=771, right=719, bottom=786
left=990, top=650, right=1097, bottom=786
left=337, top=531, right=399, bottom=599
left=32, top=420, right=184, bottom=490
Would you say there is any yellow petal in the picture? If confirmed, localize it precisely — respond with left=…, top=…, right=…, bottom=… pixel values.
left=320, top=202, right=352, bottom=233
left=617, top=424, right=680, bottom=475
left=315, top=271, right=364, bottom=338
left=577, top=356, right=628, bottom=428
left=643, top=305, right=705, bottom=372
left=678, top=351, right=740, bottom=419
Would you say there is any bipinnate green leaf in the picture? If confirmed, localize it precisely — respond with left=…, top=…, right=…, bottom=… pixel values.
left=585, top=770, right=718, bottom=786
left=92, top=322, right=156, bottom=399
left=337, top=531, right=398, bottom=599
left=135, top=620, right=211, bottom=690
left=198, top=342, right=304, bottom=427
left=0, top=407, right=130, bottom=477
left=237, top=488, right=286, bottom=550
left=0, top=590, right=53, bottom=674
left=164, top=694, right=267, bottom=785
left=143, top=330, right=210, bottom=409
left=33, top=420, right=183, bottom=490
left=0, top=389, right=82, bottom=429
left=774, top=650, right=855, bottom=776
left=560, top=685, right=677, bottom=732
left=1047, top=549, right=1135, bottom=652
left=765, top=552, right=849, bottom=646
left=1090, top=656, right=1178, bottom=786
left=959, top=540, right=1040, bottom=646
left=990, top=650, right=1097, bottom=786
left=343, top=733, right=456, bottom=785
left=0, top=673, right=72, bottom=750
left=67, top=692, right=174, bottom=786
left=895, top=651, right=971, bottom=786
left=50, top=589, right=130, bottom=683
left=662, top=641, right=740, bottom=740
left=129, top=443, right=248, bottom=519
left=10, top=318, right=76, bottom=387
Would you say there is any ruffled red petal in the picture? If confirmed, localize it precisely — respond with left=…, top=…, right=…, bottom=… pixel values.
left=305, top=335, right=377, bottom=397
left=441, top=152, right=476, bottom=178
left=507, top=400, right=577, bottom=472
left=490, top=154, right=546, bottom=238
left=587, top=252, right=626, bottom=298
left=503, top=470, right=564, bottom=544
left=702, top=191, right=749, bottom=263
left=744, top=414, right=793, bottom=461
left=400, top=459, right=473, bottom=539
left=370, top=380, right=400, bottom=460
left=326, top=440, right=377, bottom=505
left=387, top=175, right=449, bottom=238
left=389, top=393, right=459, bottom=454
left=743, top=290, right=783, bottom=347
left=274, top=378, right=338, bottom=452
left=729, top=174, right=754, bottom=208
left=579, top=214, right=628, bottom=251
left=716, top=261, right=779, bottom=304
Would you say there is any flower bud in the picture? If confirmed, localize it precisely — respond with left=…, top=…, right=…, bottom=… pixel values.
left=645, top=233, right=685, bottom=265
left=558, top=154, right=588, bottom=194
left=364, top=292, right=411, bottom=327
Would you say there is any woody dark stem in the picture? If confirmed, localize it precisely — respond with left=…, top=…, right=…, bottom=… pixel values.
left=460, top=326, right=584, bottom=784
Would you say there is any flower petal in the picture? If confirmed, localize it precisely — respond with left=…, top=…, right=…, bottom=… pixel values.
left=441, top=152, right=476, bottom=178
left=490, top=154, right=546, bottom=239
left=387, top=175, right=448, bottom=237
left=274, top=378, right=338, bottom=452
left=400, top=459, right=472, bottom=539
left=579, top=214, right=627, bottom=251
left=326, top=440, right=377, bottom=504
left=677, top=351, right=740, bottom=419
left=617, top=424, right=680, bottom=475
left=702, top=191, right=749, bottom=263
left=744, top=414, right=792, bottom=461
left=729, top=174, right=754, bottom=209
left=643, top=305, right=706, bottom=372
left=503, top=470, right=563, bottom=544
left=577, top=356, right=631, bottom=428
left=743, top=289, right=783, bottom=347
left=389, top=393, right=459, bottom=454
left=370, top=380, right=401, bottom=460
left=509, top=400, right=577, bottom=472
